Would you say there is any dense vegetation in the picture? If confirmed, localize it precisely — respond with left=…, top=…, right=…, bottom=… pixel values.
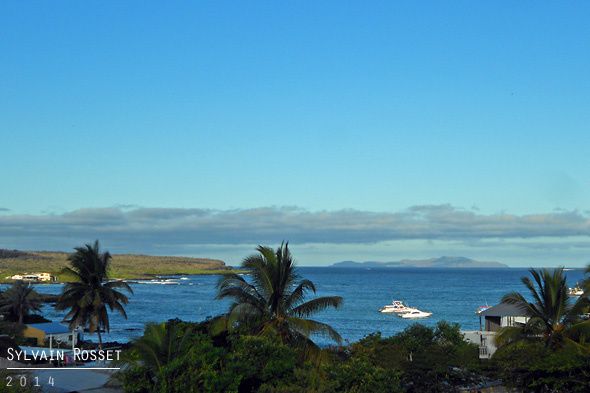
left=117, top=258, right=590, bottom=393
left=118, top=244, right=485, bottom=393
left=119, top=318, right=483, bottom=393
left=0, top=249, right=231, bottom=282
left=492, top=341, right=590, bottom=392
left=491, top=267, right=590, bottom=392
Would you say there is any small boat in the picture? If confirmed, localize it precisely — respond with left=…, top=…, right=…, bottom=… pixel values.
left=401, top=309, right=432, bottom=319
left=136, top=279, right=180, bottom=285
left=568, top=286, right=584, bottom=296
left=475, top=304, right=491, bottom=314
left=379, top=300, right=415, bottom=314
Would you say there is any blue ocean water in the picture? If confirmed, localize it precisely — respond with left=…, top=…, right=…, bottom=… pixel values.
left=8, top=267, right=587, bottom=345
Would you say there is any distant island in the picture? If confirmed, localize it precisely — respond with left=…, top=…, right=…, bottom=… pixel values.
left=330, top=256, right=509, bottom=269
left=0, top=248, right=233, bottom=282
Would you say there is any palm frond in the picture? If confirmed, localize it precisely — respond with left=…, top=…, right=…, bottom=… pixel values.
left=285, top=279, right=316, bottom=309
left=227, top=301, right=264, bottom=321
left=104, top=280, right=134, bottom=294
left=287, top=316, right=343, bottom=344
left=566, top=320, right=590, bottom=343
left=242, top=253, right=274, bottom=300
left=495, top=326, right=527, bottom=347
left=292, top=296, right=343, bottom=317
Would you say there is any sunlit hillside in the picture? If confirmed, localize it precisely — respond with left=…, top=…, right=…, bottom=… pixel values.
left=0, top=249, right=232, bottom=282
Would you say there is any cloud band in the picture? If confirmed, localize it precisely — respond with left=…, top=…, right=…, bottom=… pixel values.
left=0, top=205, right=588, bottom=250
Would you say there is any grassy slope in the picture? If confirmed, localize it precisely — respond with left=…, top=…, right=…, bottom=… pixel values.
left=0, top=251, right=233, bottom=282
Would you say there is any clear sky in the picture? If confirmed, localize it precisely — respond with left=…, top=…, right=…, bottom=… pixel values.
left=1, top=2, right=589, bottom=266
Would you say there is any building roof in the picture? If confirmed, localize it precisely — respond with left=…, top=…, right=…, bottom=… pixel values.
left=26, top=322, right=71, bottom=334
left=480, top=302, right=529, bottom=317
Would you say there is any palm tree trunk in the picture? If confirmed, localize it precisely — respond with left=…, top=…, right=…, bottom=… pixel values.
left=97, top=329, right=103, bottom=351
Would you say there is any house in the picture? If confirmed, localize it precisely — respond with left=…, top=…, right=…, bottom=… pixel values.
left=463, top=302, right=529, bottom=359
left=479, top=302, right=529, bottom=332
left=6, top=272, right=55, bottom=282
left=23, top=322, right=77, bottom=348
left=35, top=273, right=53, bottom=282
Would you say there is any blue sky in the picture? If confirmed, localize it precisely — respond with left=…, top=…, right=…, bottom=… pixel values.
left=1, top=2, right=589, bottom=266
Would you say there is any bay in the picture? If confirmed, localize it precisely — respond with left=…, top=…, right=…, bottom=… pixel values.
left=7, top=267, right=587, bottom=345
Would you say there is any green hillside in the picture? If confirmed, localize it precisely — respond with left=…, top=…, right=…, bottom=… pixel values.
left=0, top=249, right=232, bottom=282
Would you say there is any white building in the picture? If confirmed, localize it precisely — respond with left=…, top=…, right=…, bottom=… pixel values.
left=463, top=303, right=529, bottom=359
left=7, top=272, right=54, bottom=282
left=35, top=273, right=52, bottom=282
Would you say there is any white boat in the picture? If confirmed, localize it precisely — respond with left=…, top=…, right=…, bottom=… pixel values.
left=568, top=286, right=584, bottom=296
left=379, top=300, right=415, bottom=314
left=401, top=309, right=432, bottom=319
left=475, top=304, right=491, bottom=314
left=136, top=279, right=180, bottom=285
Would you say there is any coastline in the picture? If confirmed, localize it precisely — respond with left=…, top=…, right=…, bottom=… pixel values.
left=0, top=250, right=236, bottom=283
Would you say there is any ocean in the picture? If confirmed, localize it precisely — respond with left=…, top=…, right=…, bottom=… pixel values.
left=10, top=267, right=587, bottom=345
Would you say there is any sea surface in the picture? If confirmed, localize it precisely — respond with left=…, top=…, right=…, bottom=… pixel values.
left=6, top=267, right=587, bottom=345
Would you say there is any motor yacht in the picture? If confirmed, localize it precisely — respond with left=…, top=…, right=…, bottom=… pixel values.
left=568, top=286, right=584, bottom=296
left=379, top=300, right=415, bottom=314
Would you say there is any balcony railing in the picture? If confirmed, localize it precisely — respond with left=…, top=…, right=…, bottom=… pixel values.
left=462, top=330, right=497, bottom=359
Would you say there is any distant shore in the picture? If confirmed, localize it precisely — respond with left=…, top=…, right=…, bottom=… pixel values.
left=330, top=256, right=509, bottom=269
left=0, top=249, right=234, bottom=283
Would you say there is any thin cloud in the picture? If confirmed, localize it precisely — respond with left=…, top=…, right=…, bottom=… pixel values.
left=0, top=205, right=588, bottom=251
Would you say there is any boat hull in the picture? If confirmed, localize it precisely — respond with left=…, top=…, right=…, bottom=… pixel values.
left=401, top=312, right=432, bottom=319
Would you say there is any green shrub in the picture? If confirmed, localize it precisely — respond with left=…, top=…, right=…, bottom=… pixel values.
left=119, top=366, right=154, bottom=393
left=343, top=322, right=480, bottom=393
left=122, top=319, right=590, bottom=393
left=492, top=341, right=590, bottom=392
left=323, top=353, right=402, bottom=393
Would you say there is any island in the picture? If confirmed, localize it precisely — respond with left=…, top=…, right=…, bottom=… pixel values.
left=0, top=248, right=233, bottom=283
left=330, top=256, right=509, bottom=268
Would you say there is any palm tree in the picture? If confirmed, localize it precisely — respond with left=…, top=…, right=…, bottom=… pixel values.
left=0, top=280, right=42, bottom=324
left=497, top=267, right=590, bottom=350
left=56, top=240, right=133, bottom=349
left=216, top=242, right=343, bottom=350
